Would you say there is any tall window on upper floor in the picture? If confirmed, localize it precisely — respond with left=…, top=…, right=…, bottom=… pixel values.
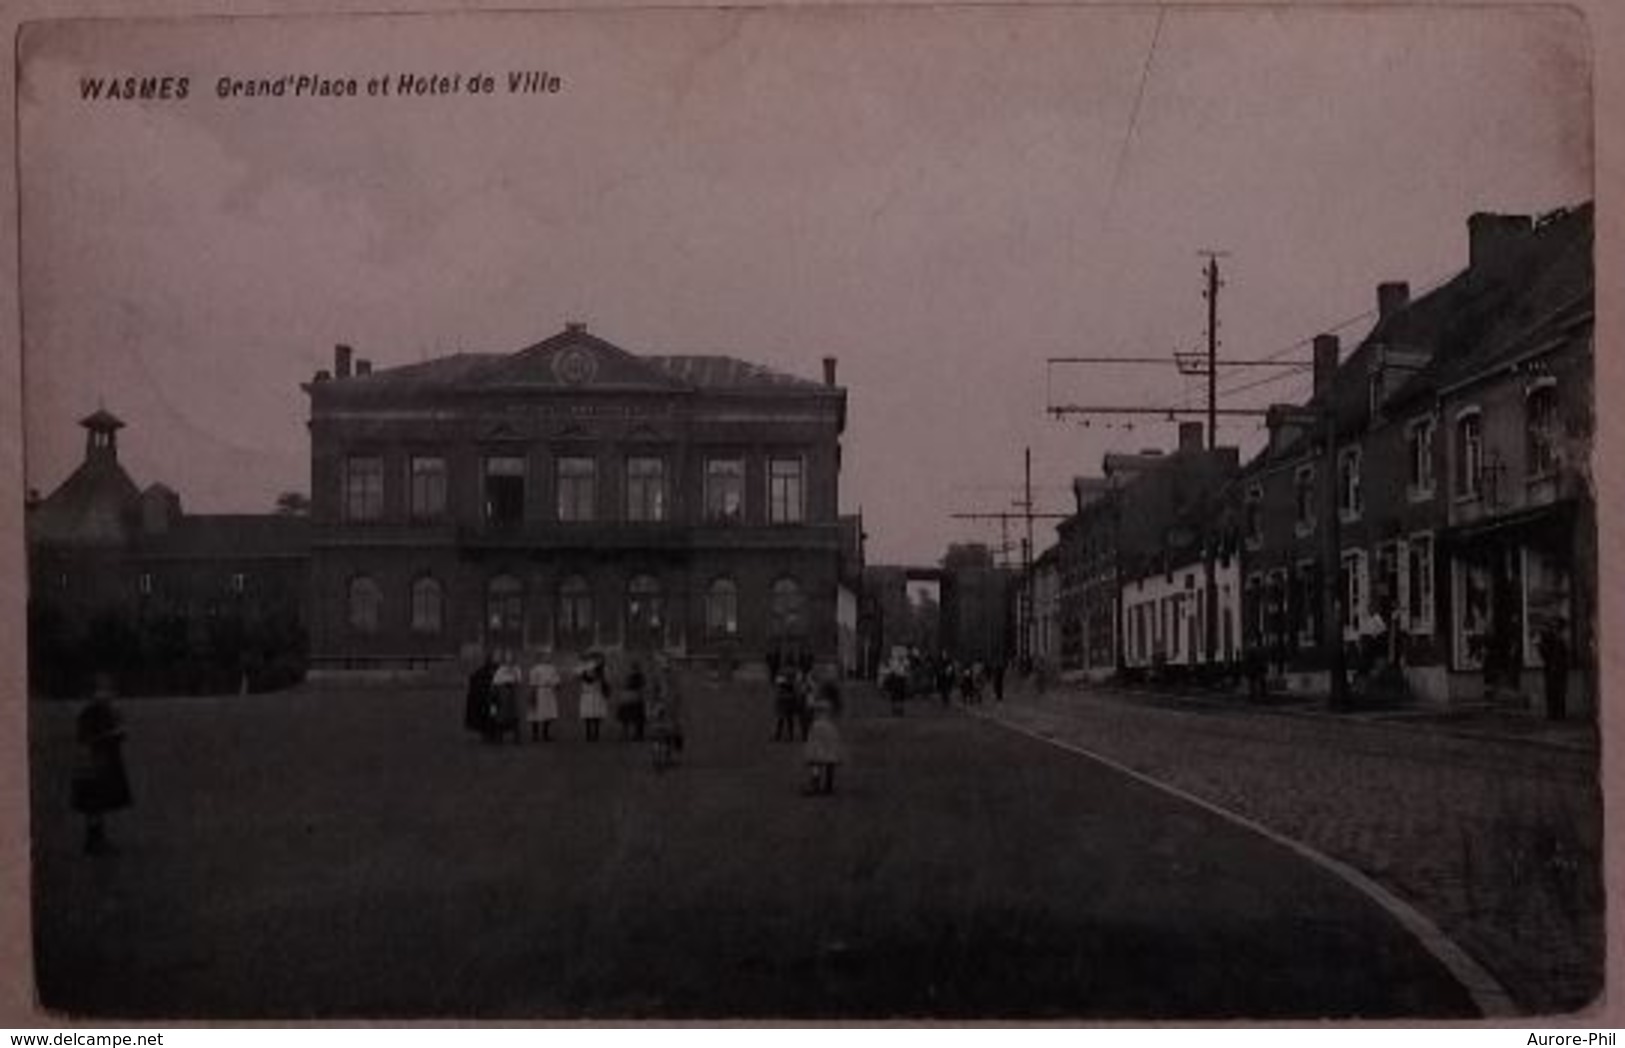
left=768, top=457, right=805, bottom=524
left=409, top=456, right=447, bottom=521
left=705, top=577, right=739, bottom=637
left=1526, top=382, right=1559, bottom=479
left=705, top=458, right=745, bottom=524
left=348, top=576, right=383, bottom=634
left=625, top=457, right=666, bottom=523
left=344, top=456, right=384, bottom=522
left=1454, top=409, right=1483, bottom=499
left=1337, top=446, right=1363, bottom=521
left=1406, top=416, right=1436, bottom=498
left=556, top=456, right=597, bottom=522
left=1243, top=485, right=1263, bottom=547
left=484, top=455, right=527, bottom=526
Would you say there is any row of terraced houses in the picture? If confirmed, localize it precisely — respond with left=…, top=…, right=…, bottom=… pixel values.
left=1031, top=203, right=1594, bottom=715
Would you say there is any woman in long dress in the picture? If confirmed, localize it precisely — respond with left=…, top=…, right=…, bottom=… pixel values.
left=72, top=684, right=132, bottom=854
left=527, top=654, right=561, bottom=742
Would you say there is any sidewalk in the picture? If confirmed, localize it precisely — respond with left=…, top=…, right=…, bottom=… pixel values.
left=1049, top=677, right=1598, bottom=754
left=975, top=679, right=1603, bottom=1014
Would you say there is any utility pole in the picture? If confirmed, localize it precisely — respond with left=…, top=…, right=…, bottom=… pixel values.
left=1200, top=250, right=1227, bottom=672
left=951, top=451, right=1069, bottom=669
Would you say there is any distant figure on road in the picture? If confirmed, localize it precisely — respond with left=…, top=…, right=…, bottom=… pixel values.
left=992, top=660, right=1006, bottom=702
left=1537, top=619, right=1570, bottom=722
left=465, top=653, right=498, bottom=738
left=578, top=654, right=610, bottom=742
left=882, top=657, right=907, bottom=716
left=72, top=679, right=131, bottom=855
left=653, top=654, right=685, bottom=755
left=802, top=693, right=843, bottom=796
left=935, top=658, right=954, bottom=707
left=527, top=653, right=561, bottom=742
left=772, top=668, right=799, bottom=742
left=796, top=667, right=816, bottom=740
left=619, top=661, right=648, bottom=741
left=491, top=653, right=524, bottom=743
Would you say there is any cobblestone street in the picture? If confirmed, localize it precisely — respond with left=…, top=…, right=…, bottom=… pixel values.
left=30, top=677, right=1483, bottom=1020
left=978, top=681, right=1603, bottom=1014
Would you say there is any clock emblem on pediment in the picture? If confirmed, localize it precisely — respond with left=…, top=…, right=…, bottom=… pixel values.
left=552, top=346, right=599, bottom=386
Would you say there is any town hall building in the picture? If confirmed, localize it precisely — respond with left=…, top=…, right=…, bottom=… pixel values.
left=304, top=324, right=849, bottom=676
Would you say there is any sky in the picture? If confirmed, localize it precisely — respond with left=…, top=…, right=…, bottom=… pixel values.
left=17, top=5, right=1591, bottom=565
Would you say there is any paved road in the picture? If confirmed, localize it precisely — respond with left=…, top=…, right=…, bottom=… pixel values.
left=978, top=681, right=1603, bottom=1015
left=32, top=678, right=1480, bottom=1020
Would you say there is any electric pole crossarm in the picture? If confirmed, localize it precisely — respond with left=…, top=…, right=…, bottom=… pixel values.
left=1048, top=405, right=1271, bottom=418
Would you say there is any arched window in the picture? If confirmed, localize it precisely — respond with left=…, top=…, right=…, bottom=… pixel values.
left=769, top=577, right=807, bottom=637
left=626, top=574, right=664, bottom=646
left=411, top=576, right=443, bottom=635
left=705, top=577, right=738, bottom=638
left=348, top=576, right=383, bottom=634
left=1526, top=382, right=1559, bottom=477
left=486, top=574, right=524, bottom=634
left=557, top=575, right=594, bottom=644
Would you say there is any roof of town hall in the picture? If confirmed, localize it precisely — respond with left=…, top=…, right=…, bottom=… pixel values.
left=315, top=327, right=839, bottom=397
left=1243, top=201, right=1592, bottom=475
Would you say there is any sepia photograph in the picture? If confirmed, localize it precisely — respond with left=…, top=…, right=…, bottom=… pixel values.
left=9, top=1, right=1605, bottom=1021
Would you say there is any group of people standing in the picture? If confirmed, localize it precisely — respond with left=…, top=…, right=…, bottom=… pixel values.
left=880, top=650, right=1005, bottom=715
left=768, top=652, right=844, bottom=795
left=465, top=651, right=684, bottom=763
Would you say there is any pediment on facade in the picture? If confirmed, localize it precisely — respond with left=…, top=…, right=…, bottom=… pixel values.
left=472, top=328, right=688, bottom=392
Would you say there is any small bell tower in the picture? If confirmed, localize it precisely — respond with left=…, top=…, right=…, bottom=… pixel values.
left=80, top=406, right=125, bottom=466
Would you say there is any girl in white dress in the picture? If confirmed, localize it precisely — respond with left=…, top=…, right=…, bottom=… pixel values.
left=577, top=654, right=610, bottom=742
left=527, top=654, right=561, bottom=742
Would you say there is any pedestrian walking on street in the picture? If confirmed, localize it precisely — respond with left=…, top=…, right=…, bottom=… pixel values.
left=992, top=660, right=1005, bottom=702
left=883, top=657, right=907, bottom=716
left=772, top=668, right=798, bottom=742
left=654, top=654, right=686, bottom=755
left=491, top=653, right=524, bottom=743
left=71, top=679, right=132, bottom=855
left=619, top=661, right=648, bottom=741
left=1538, top=619, right=1571, bottom=721
left=936, top=658, right=954, bottom=708
left=464, top=652, right=498, bottom=738
left=578, top=653, right=610, bottom=742
left=802, top=693, right=843, bottom=796
left=796, top=667, right=816, bottom=741
left=527, top=653, right=561, bottom=742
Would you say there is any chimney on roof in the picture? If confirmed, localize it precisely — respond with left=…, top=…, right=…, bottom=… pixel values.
left=565, top=321, right=587, bottom=334
left=355, top=359, right=372, bottom=376
left=822, top=356, right=838, bottom=387
left=1377, top=281, right=1410, bottom=320
left=335, top=344, right=353, bottom=379
left=1312, top=334, right=1340, bottom=398
left=1468, top=212, right=1532, bottom=272
left=1177, top=421, right=1204, bottom=453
